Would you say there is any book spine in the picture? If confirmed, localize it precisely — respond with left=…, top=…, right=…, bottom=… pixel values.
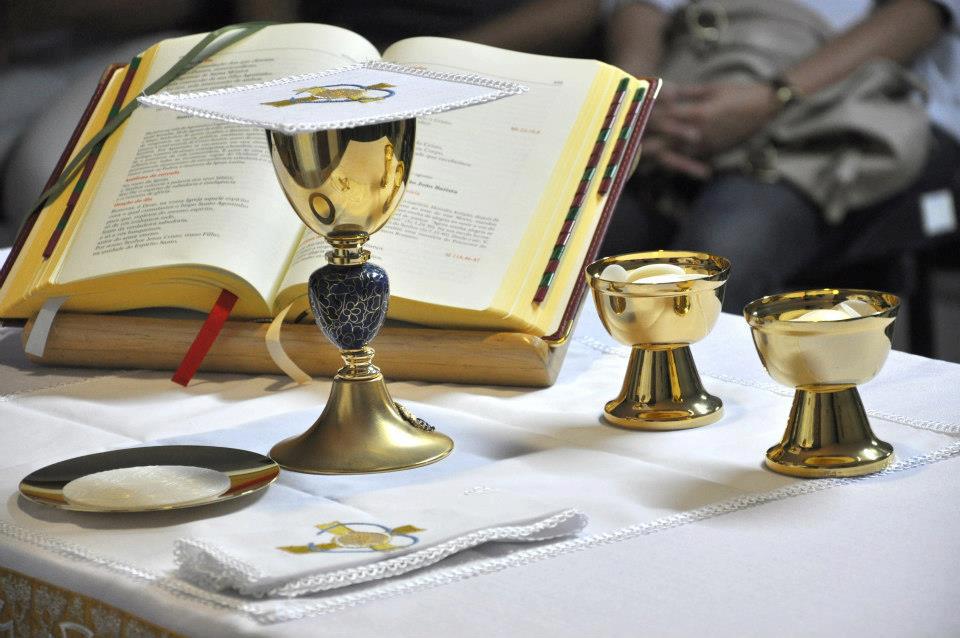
left=533, top=77, right=629, bottom=304
left=42, top=57, right=142, bottom=259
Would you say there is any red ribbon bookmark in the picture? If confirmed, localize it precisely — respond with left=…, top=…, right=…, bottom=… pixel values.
left=171, top=289, right=238, bottom=386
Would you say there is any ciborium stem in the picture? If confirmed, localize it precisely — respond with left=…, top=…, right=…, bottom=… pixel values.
left=604, top=345, right=723, bottom=430
left=765, top=386, right=893, bottom=478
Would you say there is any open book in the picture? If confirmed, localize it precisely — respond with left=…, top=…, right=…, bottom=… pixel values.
left=0, top=23, right=656, bottom=339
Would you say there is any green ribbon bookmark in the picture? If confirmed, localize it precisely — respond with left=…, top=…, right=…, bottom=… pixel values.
left=25, top=22, right=274, bottom=220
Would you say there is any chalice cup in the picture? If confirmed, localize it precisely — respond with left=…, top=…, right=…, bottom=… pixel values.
left=744, top=289, right=898, bottom=478
left=585, top=250, right=730, bottom=430
left=267, top=120, right=453, bottom=473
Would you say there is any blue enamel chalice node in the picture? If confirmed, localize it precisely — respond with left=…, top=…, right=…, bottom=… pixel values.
left=267, top=120, right=454, bottom=473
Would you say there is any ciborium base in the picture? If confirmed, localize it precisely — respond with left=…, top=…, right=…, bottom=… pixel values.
left=765, top=386, right=893, bottom=478
left=603, top=345, right=723, bottom=430
left=270, top=373, right=453, bottom=474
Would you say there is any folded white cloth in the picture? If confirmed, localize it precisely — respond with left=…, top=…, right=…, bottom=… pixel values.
left=174, top=480, right=586, bottom=598
left=139, top=61, right=524, bottom=134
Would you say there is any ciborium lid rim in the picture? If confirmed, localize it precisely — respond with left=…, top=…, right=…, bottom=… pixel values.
left=585, top=250, right=730, bottom=296
left=743, top=288, right=900, bottom=330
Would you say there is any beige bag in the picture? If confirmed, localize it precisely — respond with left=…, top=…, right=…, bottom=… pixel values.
left=659, top=0, right=931, bottom=223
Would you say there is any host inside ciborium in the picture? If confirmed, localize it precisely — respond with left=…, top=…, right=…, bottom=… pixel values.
left=140, top=62, right=523, bottom=473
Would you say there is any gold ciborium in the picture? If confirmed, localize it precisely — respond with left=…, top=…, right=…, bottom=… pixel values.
left=585, top=250, right=730, bottom=430
left=744, top=289, right=898, bottom=478
left=267, top=121, right=453, bottom=473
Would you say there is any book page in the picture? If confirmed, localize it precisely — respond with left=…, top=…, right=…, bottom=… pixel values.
left=279, top=37, right=601, bottom=310
left=57, top=24, right=380, bottom=305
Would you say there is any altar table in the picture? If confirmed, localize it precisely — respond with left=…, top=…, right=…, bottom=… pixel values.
left=1, top=248, right=958, bottom=636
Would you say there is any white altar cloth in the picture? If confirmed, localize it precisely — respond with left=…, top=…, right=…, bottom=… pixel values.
left=2, top=246, right=959, bottom=635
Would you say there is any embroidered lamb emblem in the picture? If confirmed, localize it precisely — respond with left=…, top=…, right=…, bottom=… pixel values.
left=278, top=521, right=423, bottom=554
left=263, top=83, right=396, bottom=107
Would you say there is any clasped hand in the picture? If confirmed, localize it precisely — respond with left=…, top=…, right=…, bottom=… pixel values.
left=643, top=81, right=779, bottom=179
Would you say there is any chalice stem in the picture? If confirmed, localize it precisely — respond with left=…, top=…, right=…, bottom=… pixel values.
left=268, top=262, right=453, bottom=474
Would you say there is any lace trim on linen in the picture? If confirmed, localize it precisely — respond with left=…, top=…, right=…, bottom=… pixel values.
left=575, top=335, right=960, bottom=435
left=138, top=61, right=527, bottom=134
left=3, top=441, right=959, bottom=623
left=174, top=509, right=585, bottom=598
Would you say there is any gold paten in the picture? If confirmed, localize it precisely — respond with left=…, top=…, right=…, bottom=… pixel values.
left=744, top=289, right=899, bottom=478
left=586, top=250, right=730, bottom=430
left=267, top=121, right=453, bottom=474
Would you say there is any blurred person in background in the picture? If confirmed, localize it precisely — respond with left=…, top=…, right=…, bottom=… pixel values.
left=602, top=0, right=960, bottom=311
left=235, top=0, right=601, bottom=55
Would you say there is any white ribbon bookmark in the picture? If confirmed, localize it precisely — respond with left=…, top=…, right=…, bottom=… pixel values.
left=24, top=296, right=69, bottom=357
left=265, top=302, right=312, bottom=384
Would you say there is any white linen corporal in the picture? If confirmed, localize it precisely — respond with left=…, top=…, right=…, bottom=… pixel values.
left=137, top=61, right=525, bottom=133
left=174, top=481, right=585, bottom=598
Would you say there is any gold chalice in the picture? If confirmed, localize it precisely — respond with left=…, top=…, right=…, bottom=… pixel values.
left=744, top=289, right=898, bottom=478
left=136, top=61, right=525, bottom=474
left=267, top=121, right=453, bottom=473
left=585, top=250, right=730, bottom=430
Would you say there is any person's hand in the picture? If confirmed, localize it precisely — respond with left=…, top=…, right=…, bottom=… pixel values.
left=640, top=135, right=713, bottom=179
left=641, top=84, right=712, bottom=179
left=661, top=82, right=780, bottom=156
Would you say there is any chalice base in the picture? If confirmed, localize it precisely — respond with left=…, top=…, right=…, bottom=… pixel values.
left=270, top=373, right=453, bottom=474
left=603, top=345, right=723, bottom=430
left=765, top=386, right=893, bottom=478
